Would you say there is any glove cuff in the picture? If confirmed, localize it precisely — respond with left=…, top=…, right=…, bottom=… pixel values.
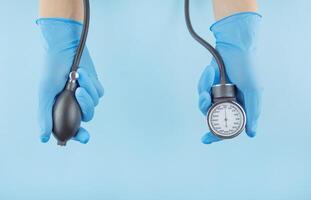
left=36, top=18, right=83, bottom=51
left=210, top=12, right=262, bottom=51
left=36, top=18, right=83, bottom=26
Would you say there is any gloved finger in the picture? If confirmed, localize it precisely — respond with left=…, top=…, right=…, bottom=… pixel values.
left=72, top=127, right=90, bottom=144
left=80, top=56, right=104, bottom=98
left=75, top=87, right=95, bottom=122
left=243, top=89, right=263, bottom=138
left=77, top=68, right=99, bottom=106
left=198, top=91, right=212, bottom=115
left=79, top=47, right=98, bottom=77
left=198, top=65, right=216, bottom=94
left=201, top=132, right=222, bottom=144
left=91, top=77, right=104, bottom=98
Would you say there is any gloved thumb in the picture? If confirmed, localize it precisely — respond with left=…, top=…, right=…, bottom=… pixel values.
left=38, top=75, right=59, bottom=143
left=201, top=132, right=222, bottom=144
left=38, top=98, right=54, bottom=143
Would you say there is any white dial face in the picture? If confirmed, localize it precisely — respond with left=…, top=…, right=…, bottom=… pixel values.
left=208, top=102, right=245, bottom=138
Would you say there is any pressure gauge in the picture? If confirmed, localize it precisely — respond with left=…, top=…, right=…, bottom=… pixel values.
left=207, top=101, right=246, bottom=139
left=206, top=84, right=247, bottom=139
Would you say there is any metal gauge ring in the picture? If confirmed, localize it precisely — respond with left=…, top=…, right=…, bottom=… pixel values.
left=207, top=101, right=246, bottom=139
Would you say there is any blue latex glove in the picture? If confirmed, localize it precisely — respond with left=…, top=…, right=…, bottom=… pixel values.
left=37, top=18, right=104, bottom=144
left=198, top=12, right=263, bottom=144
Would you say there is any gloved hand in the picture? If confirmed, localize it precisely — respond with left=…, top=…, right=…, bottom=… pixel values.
left=37, top=18, right=104, bottom=144
left=198, top=12, right=263, bottom=144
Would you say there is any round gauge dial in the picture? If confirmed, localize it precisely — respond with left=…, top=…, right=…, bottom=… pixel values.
left=207, top=101, right=246, bottom=139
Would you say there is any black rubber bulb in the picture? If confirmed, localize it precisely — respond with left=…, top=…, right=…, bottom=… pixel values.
left=52, top=72, right=82, bottom=146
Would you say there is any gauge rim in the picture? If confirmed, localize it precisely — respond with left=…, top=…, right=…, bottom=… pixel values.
left=207, top=101, right=246, bottom=139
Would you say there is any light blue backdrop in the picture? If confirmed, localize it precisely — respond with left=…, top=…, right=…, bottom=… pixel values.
left=0, top=0, right=310, bottom=199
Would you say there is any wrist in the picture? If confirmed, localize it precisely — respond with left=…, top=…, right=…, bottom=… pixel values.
left=39, top=0, right=84, bottom=22
left=213, top=0, right=259, bottom=21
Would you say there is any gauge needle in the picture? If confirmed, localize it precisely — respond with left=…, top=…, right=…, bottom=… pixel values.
left=225, top=107, right=228, bottom=128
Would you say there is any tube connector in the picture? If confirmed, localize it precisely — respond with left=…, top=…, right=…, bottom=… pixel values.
left=69, top=71, right=79, bottom=82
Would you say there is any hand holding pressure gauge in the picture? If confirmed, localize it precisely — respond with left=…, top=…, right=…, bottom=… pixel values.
left=185, top=0, right=258, bottom=141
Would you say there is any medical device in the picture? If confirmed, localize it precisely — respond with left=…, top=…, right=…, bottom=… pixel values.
left=52, top=0, right=90, bottom=146
left=185, top=0, right=246, bottom=139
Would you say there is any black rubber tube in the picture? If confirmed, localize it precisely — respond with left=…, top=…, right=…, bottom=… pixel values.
left=71, top=0, right=90, bottom=72
left=184, top=0, right=227, bottom=85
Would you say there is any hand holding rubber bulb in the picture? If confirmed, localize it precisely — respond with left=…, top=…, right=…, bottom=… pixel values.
left=37, top=17, right=104, bottom=145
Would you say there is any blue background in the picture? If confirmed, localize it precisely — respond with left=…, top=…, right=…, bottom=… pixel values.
left=1, top=0, right=311, bottom=199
